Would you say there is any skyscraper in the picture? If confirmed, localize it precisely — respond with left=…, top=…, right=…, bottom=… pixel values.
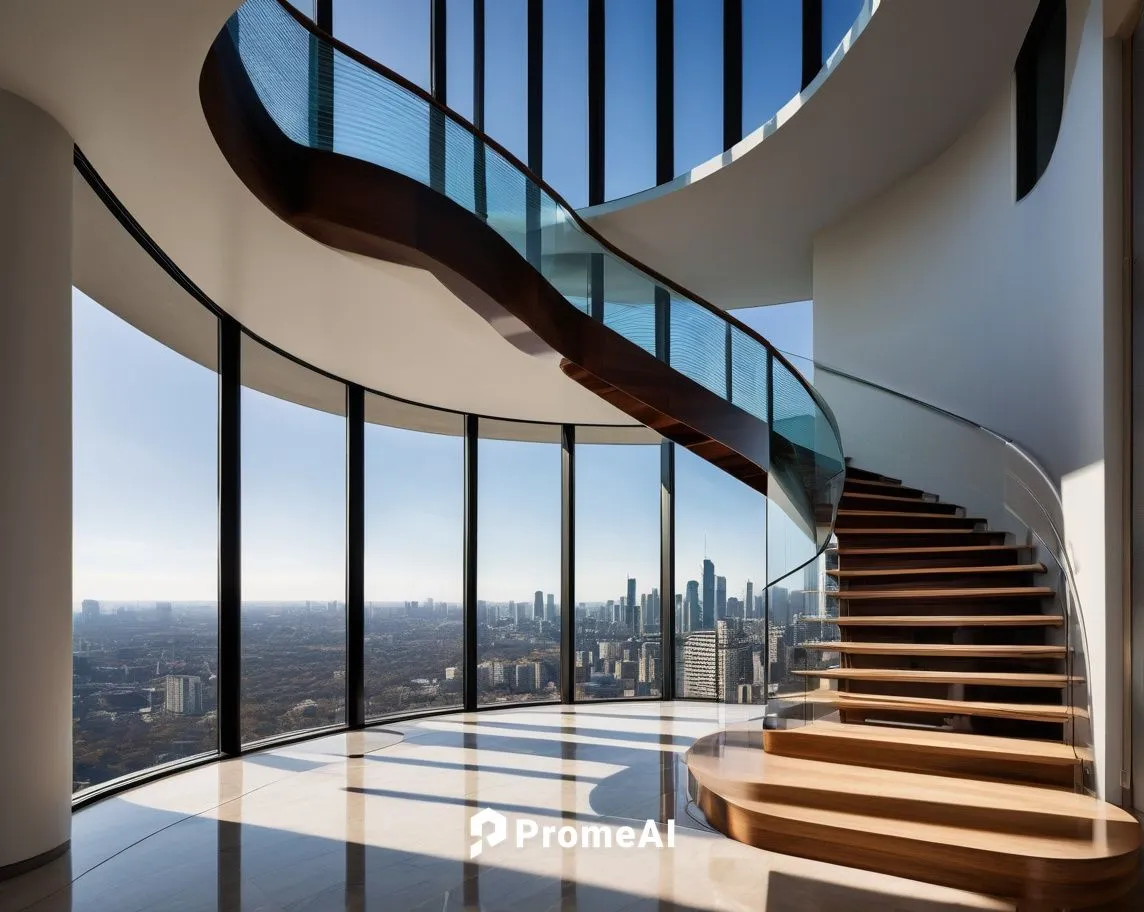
left=745, top=581, right=754, bottom=619
left=546, top=592, right=555, bottom=621
left=165, top=675, right=204, bottom=715
left=715, top=575, right=727, bottom=620
left=626, top=577, right=636, bottom=620
left=685, top=579, right=701, bottom=633
left=701, top=559, right=715, bottom=628
left=81, top=599, right=100, bottom=624
left=534, top=590, right=544, bottom=619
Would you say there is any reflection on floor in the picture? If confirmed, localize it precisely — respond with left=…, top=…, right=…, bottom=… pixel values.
left=1, top=702, right=1139, bottom=911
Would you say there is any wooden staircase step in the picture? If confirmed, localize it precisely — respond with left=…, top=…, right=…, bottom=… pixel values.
left=828, top=563, right=1045, bottom=578
left=761, top=721, right=1081, bottom=788
left=687, top=729, right=1138, bottom=906
left=836, top=510, right=984, bottom=528
left=844, top=478, right=931, bottom=498
left=793, top=668, right=1078, bottom=687
left=830, top=586, right=1054, bottom=600
left=803, top=691, right=1079, bottom=724
left=846, top=467, right=902, bottom=484
left=837, top=544, right=1034, bottom=555
left=830, top=614, right=1061, bottom=627
left=840, top=492, right=962, bottom=513
left=803, top=641, right=1067, bottom=657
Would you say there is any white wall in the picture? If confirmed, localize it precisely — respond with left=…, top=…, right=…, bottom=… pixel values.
left=812, top=0, right=1127, bottom=800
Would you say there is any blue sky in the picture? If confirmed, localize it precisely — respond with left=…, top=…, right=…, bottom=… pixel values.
left=73, top=292, right=812, bottom=606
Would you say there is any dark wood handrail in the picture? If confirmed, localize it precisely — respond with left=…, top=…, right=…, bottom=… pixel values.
left=268, top=0, right=838, bottom=432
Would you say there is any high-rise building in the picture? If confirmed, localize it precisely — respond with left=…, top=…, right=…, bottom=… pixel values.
left=626, top=577, right=636, bottom=619
left=702, top=559, right=715, bottom=628
left=680, top=621, right=752, bottom=701
left=546, top=592, right=555, bottom=621
left=715, top=576, right=727, bottom=620
left=685, top=580, right=700, bottom=633
left=81, top=599, right=100, bottom=624
left=534, top=590, right=544, bottom=619
left=745, top=581, right=754, bottom=619
left=165, top=675, right=204, bottom=715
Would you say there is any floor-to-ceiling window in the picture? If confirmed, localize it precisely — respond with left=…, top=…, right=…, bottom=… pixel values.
left=334, top=0, right=432, bottom=90
left=604, top=0, right=656, bottom=200
left=821, top=0, right=864, bottom=63
left=574, top=434, right=662, bottom=699
left=542, top=0, right=588, bottom=208
left=364, top=396, right=464, bottom=719
left=72, top=288, right=219, bottom=792
left=743, top=0, right=802, bottom=131
left=673, top=445, right=766, bottom=703
left=477, top=420, right=561, bottom=704
left=673, top=0, right=723, bottom=176
left=240, top=338, right=347, bottom=743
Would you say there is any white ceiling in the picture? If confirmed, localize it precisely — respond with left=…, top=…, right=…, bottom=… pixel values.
left=0, top=0, right=636, bottom=425
left=584, top=0, right=1040, bottom=309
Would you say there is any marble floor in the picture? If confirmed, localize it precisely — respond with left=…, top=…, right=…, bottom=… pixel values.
left=0, top=702, right=1136, bottom=911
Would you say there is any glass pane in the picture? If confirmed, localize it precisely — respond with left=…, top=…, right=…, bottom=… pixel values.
left=735, top=299, right=814, bottom=361
left=485, top=0, right=529, bottom=162
left=477, top=420, right=561, bottom=705
left=241, top=338, right=347, bottom=743
left=334, top=0, right=432, bottom=90
left=669, top=297, right=727, bottom=398
left=674, top=0, right=723, bottom=175
left=542, top=0, right=588, bottom=208
left=446, top=0, right=475, bottom=121
left=822, top=0, right=864, bottom=62
left=72, top=289, right=219, bottom=792
left=605, top=0, right=656, bottom=199
left=574, top=442, right=662, bottom=699
left=674, top=445, right=766, bottom=702
left=743, top=0, right=802, bottom=131
left=364, top=397, right=464, bottom=719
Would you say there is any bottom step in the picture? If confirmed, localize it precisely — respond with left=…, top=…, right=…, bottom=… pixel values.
left=687, top=728, right=1138, bottom=907
left=764, top=719, right=1082, bottom=789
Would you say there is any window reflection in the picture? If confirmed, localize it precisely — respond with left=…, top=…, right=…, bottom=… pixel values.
left=241, top=338, right=347, bottom=743
left=364, top=397, right=464, bottom=719
left=477, top=421, right=561, bottom=704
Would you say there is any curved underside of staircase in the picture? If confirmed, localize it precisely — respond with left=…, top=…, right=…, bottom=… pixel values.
left=200, top=24, right=781, bottom=497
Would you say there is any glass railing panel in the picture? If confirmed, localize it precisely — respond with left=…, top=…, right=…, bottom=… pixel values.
left=669, top=296, right=728, bottom=398
left=729, top=324, right=768, bottom=423
left=600, top=256, right=659, bottom=357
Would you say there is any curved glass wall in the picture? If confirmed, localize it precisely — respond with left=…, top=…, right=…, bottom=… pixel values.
left=72, top=288, right=219, bottom=793
left=240, top=337, right=347, bottom=744
left=574, top=438, right=662, bottom=699
left=364, top=396, right=464, bottom=719
left=476, top=420, right=562, bottom=705
left=321, top=0, right=869, bottom=203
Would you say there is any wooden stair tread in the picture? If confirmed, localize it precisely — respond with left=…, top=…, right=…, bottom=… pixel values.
left=803, top=690, right=1080, bottom=722
left=764, top=720, right=1082, bottom=763
left=837, top=510, right=982, bottom=520
left=834, top=528, right=1001, bottom=534
left=828, top=563, right=1045, bottom=577
left=830, top=614, right=1061, bottom=627
left=836, top=544, right=1035, bottom=555
left=804, top=641, right=1066, bottom=657
left=792, top=668, right=1079, bottom=686
left=841, top=492, right=950, bottom=505
left=831, top=586, right=1054, bottom=599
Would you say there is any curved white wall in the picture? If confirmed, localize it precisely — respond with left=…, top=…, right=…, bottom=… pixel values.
left=812, top=0, right=1128, bottom=800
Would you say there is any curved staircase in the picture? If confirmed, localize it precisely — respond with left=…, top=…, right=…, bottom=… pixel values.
left=690, top=465, right=1139, bottom=907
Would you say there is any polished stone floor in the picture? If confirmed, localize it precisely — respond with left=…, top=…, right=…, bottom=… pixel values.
left=1, top=701, right=1127, bottom=911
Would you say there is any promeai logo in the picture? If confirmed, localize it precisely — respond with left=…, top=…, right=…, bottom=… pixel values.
left=469, top=807, right=508, bottom=858
left=468, top=808, right=675, bottom=857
